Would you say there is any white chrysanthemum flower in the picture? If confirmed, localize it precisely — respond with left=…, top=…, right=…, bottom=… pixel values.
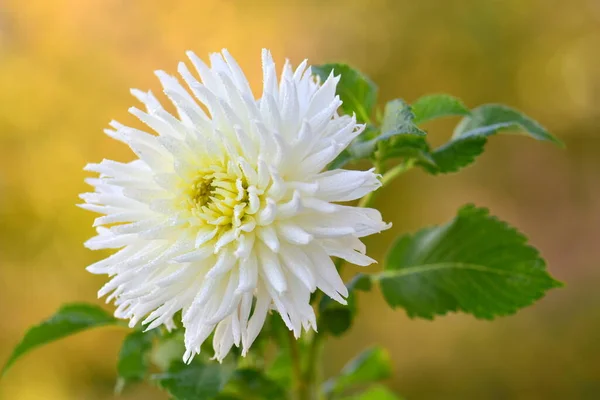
left=80, top=49, right=389, bottom=362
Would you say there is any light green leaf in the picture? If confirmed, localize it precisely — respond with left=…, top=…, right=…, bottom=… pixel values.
left=379, top=204, right=562, bottom=319
left=152, top=360, right=235, bottom=400
left=380, top=99, right=426, bottom=138
left=453, top=104, right=563, bottom=146
left=319, top=273, right=372, bottom=336
left=324, top=346, right=392, bottom=396
left=2, top=303, right=118, bottom=375
left=151, top=331, right=185, bottom=372
left=312, top=63, right=377, bottom=123
left=412, top=94, right=470, bottom=124
left=116, top=330, right=157, bottom=391
left=341, top=385, right=404, bottom=400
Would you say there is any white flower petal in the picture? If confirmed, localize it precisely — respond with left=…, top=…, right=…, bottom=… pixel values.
left=81, top=49, right=389, bottom=363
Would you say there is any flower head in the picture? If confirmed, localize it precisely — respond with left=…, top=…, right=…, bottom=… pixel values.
left=80, top=49, right=389, bottom=362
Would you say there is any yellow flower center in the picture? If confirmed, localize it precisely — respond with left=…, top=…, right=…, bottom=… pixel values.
left=179, top=162, right=259, bottom=237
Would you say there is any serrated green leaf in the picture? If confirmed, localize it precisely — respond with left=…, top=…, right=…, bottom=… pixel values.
left=2, top=303, right=118, bottom=376
left=424, top=135, right=488, bottom=173
left=412, top=94, right=470, bottom=125
left=152, top=360, right=235, bottom=400
left=344, top=99, right=426, bottom=165
left=324, top=346, right=392, bottom=396
left=312, top=63, right=377, bottom=123
left=453, top=103, right=563, bottom=145
left=379, top=205, right=562, bottom=319
left=117, top=330, right=156, bottom=389
left=319, top=273, right=372, bottom=336
left=425, top=104, right=562, bottom=174
left=378, top=134, right=436, bottom=167
left=222, top=368, right=287, bottom=400
left=341, top=385, right=404, bottom=400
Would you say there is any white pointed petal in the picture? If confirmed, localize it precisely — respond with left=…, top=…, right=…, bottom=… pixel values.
left=256, top=225, right=280, bottom=253
left=315, top=168, right=382, bottom=202
left=257, top=244, right=287, bottom=293
left=277, top=223, right=313, bottom=245
left=236, top=252, right=258, bottom=294
left=81, top=49, right=388, bottom=364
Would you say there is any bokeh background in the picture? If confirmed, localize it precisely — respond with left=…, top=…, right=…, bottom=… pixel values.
left=1, top=0, right=599, bottom=399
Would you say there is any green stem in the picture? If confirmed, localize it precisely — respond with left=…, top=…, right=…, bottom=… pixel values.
left=304, top=332, right=325, bottom=400
left=297, top=158, right=415, bottom=399
left=289, top=330, right=307, bottom=400
left=381, top=159, right=415, bottom=186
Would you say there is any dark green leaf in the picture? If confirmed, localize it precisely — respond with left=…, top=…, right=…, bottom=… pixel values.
left=379, top=204, right=562, bottom=319
left=341, top=385, right=404, bottom=400
left=153, top=360, right=235, bottom=400
left=312, top=63, right=377, bottom=123
left=319, top=273, right=372, bottom=336
left=412, top=94, right=470, bottom=125
left=378, top=134, right=436, bottom=167
left=222, top=368, right=287, bottom=400
left=324, top=346, right=392, bottom=395
left=453, top=104, right=563, bottom=146
left=344, top=99, right=427, bottom=165
left=2, top=303, right=118, bottom=375
left=117, top=330, right=156, bottom=389
left=425, top=135, right=488, bottom=173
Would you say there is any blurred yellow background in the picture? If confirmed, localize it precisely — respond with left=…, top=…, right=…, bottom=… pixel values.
left=1, top=0, right=599, bottom=399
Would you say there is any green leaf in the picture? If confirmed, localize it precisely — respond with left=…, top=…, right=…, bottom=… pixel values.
left=425, top=135, right=488, bottom=173
left=319, top=273, right=372, bottom=336
left=2, top=303, right=118, bottom=375
left=412, top=94, right=470, bottom=125
left=153, top=360, right=235, bottom=400
left=222, top=368, right=287, bottom=400
left=378, top=134, right=435, bottom=167
left=379, top=204, right=562, bottom=319
left=312, top=63, right=377, bottom=123
left=454, top=104, right=563, bottom=146
left=380, top=99, right=427, bottom=138
left=346, top=99, right=427, bottom=165
left=424, top=104, right=562, bottom=174
left=324, top=346, right=392, bottom=396
left=116, top=330, right=156, bottom=391
left=341, top=385, right=404, bottom=400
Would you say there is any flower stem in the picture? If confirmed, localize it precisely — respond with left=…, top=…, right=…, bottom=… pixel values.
left=381, top=159, right=416, bottom=186
left=304, top=331, right=324, bottom=400
left=289, top=330, right=307, bottom=400
left=297, top=159, right=415, bottom=400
